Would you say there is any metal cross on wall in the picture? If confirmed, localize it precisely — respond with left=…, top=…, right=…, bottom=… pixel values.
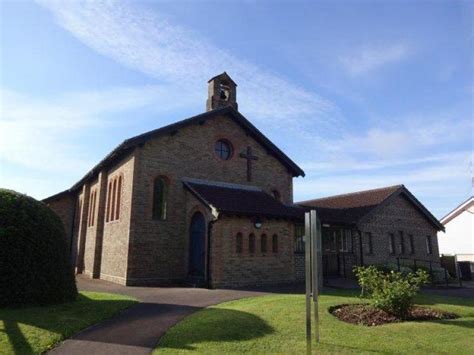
left=239, top=146, right=258, bottom=181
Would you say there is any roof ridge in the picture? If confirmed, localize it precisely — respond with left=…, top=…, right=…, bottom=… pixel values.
left=297, top=184, right=403, bottom=205
left=60, top=106, right=304, bottom=194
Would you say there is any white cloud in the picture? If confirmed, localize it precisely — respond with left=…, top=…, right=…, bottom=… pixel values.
left=339, top=43, right=411, bottom=76
left=320, top=116, right=471, bottom=160
left=294, top=156, right=472, bottom=218
left=37, top=0, right=336, bottom=127
left=0, top=85, right=193, bottom=175
left=301, top=151, right=472, bottom=175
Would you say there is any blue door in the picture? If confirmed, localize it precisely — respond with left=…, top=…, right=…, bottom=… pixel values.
left=189, top=212, right=206, bottom=279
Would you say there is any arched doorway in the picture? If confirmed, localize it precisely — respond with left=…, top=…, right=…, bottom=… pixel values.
left=188, top=212, right=206, bottom=281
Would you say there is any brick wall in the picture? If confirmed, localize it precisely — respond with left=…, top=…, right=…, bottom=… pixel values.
left=356, top=194, right=440, bottom=266
left=295, top=253, right=305, bottom=281
left=100, top=153, right=136, bottom=285
left=210, top=215, right=295, bottom=288
left=127, top=114, right=296, bottom=285
left=44, top=193, right=75, bottom=253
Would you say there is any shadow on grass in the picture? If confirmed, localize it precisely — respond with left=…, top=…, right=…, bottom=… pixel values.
left=416, top=294, right=474, bottom=308
left=158, top=307, right=274, bottom=350
left=0, top=293, right=136, bottom=354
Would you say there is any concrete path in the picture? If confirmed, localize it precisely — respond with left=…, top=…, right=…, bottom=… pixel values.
left=49, top=276, right=299, bottom=355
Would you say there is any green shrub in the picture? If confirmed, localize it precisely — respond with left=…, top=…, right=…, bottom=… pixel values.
left=354, top=265, right=429, bottom=317
left=0, top=189, right=77, bottom=307
left=376, top=263, right=413, bottom=276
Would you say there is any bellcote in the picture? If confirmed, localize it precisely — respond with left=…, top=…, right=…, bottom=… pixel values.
left=206, top=72, right=238, bottom=112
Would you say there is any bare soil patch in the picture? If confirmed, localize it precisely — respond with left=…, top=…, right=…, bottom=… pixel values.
left=329, top=303, right=458, bottom=326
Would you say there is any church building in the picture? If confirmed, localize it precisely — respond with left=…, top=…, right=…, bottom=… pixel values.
left=44, top=73, right=305, bottom=287
left=44, top=73, right=444, bottom=287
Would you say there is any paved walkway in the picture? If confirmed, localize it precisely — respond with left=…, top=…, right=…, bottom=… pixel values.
left=49, top=276, right=300, bottom=355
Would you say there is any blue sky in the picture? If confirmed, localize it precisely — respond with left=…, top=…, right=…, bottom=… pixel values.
left=0, top=0, right=472, bottom=218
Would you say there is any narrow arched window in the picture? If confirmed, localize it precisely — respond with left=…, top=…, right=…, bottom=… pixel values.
left=115, top=175, right=122, bottom=220
left=249, top=233, right=255, bottom=254
left=236, top=233, right=243, bottom=254
left=261, top=234, right=267, bottom=254
left=271, top=190, right=281, bottom=201
left=106, top=181, right=112, bottom=222
left=272, top=234, right=279, bottom=253
left=111, top=178, right=117, bottom=221
left=153, top=176, right=167, bottom=220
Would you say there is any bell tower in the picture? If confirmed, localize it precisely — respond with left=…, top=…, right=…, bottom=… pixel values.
left=206, top=72, right=238, bottom=111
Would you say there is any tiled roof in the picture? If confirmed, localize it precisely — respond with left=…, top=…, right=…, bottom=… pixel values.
left=297, top=185, right=402, bottom=225
left=298, top=185, right=402, bottom=209
left=183, top=180, right=304, bottom=220
left=312, top=206, right=376, bottom=225
left=298, top=184, right=444, bottom=231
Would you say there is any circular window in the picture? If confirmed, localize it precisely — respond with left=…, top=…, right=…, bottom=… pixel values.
left=214, top=140, right=233, bottom=160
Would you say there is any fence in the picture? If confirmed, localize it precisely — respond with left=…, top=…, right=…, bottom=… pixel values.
left=395, top=256, right=462, bottom=287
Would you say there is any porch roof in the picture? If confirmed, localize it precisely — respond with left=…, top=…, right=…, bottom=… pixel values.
left=183, top=179, right=304, bottom=220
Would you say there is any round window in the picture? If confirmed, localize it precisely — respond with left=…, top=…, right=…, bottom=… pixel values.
left=214, top=140, right=233, bottom=160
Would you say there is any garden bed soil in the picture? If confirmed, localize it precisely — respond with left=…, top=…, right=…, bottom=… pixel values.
left=329, top=304, right=458, bottom=326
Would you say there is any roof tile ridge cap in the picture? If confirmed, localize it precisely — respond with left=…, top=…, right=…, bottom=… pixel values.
left=297, top=184, right=403, bottom=204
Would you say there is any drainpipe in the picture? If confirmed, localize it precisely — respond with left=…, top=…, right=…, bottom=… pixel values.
left=206, top=207, right=219, bottom=289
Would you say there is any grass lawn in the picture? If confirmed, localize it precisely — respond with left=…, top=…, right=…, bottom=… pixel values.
left=0, top=291, right=137, bottom=354
left=156, top=289, right=474, bottom=354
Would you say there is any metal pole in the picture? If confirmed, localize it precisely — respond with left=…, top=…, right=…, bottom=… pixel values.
left=311, top=210, right=320, bottom=343
left=304, top=212, right=312, bottom=354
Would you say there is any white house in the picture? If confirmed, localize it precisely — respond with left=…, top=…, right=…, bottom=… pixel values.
left=438, top=196, right=474, bottom=265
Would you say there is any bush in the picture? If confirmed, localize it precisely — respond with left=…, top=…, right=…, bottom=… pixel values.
left=376, top=263, right=413, bottom=276
left=354, top=265, right=429, bottom=318
left=0, top=189, right=77, bottom=307
left=413, top=265, right=451, bottom=283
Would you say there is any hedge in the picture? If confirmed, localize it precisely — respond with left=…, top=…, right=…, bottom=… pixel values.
left=0, top=189, right=77, bottom=307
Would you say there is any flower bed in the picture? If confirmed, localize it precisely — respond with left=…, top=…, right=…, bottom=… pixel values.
left=329, top=303, right=458, bottom=326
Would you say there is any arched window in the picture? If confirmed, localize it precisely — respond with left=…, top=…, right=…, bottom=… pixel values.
left=106, top=175, right=123, bottom=223
left=111, top=178, right=117, bottom=221
left=272, top=234, right=279, bottom=253
left=115, top=175, right=122, bottom=220
left=249, top=233, right=255, bottom=254
left=106, top=181, right=112, bottom=222
left=153, top=176, right=167, bottom=220
left=236, top=233, right=243, bottom=254
left=271, top=189, right=281, bottom=201
left=260, top=234, right=267, bottom=254
left=87, top=189, right=96, bottom=227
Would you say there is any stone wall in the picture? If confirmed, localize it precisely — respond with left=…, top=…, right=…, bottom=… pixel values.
left=210, top=215, right=295, bottom=288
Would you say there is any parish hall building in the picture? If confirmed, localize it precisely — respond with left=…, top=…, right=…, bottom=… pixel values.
left=44, top=73, right=444, bottom=287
